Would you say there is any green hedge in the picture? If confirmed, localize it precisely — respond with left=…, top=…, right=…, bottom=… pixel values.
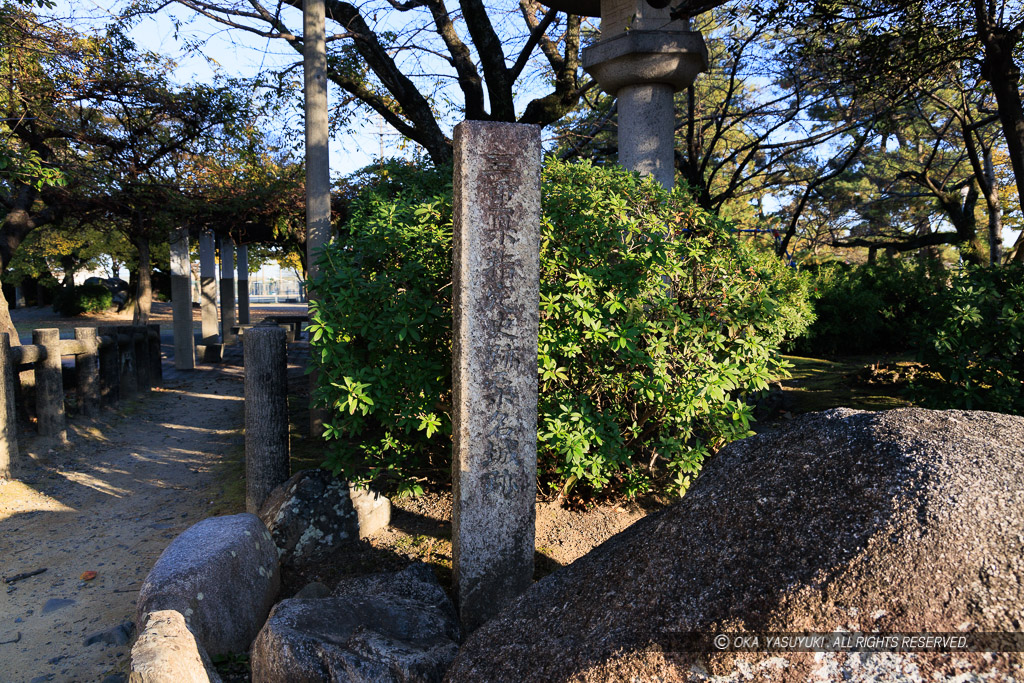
left=793, top=258, right=947, bottom=356
left=51, top=283, right=113, bottom=317
left=309, top=160, right=813, bottom=498
left=913, top=263, right=1024, bottom=414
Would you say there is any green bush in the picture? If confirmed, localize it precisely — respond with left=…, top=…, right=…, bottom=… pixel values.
left=913, top=264, right=1024, bottom=414
left=309, top=160, right=814, bottom=498
left=794, top=258, right=947, bottom=356
left=51, top=283, right=113, bottom=317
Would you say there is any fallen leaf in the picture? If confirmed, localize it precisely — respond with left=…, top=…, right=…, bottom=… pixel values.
left=80, top=571, right=97, bottom=581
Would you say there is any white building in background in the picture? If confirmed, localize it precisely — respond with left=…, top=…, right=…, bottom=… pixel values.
left=246, top=262, right=306, bottom=303
left=189, top=260, right=306, bottom=305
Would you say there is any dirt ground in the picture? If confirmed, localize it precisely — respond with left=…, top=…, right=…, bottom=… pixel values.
left=0, top=345, right=251, bottom=681
left=0, top=304, right=657, bottom=682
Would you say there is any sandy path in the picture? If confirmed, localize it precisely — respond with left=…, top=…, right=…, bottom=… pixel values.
left=0, top=354, right=247, bottom=682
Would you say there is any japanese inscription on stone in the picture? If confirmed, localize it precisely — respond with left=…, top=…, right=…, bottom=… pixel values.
left=451, top=121, right=541, bottom=632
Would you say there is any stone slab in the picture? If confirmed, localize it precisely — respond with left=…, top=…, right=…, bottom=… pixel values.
left=451, top=120, right=541, bottom=631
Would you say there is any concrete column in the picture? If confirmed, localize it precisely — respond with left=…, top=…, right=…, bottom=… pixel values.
left=14, top=287, right=24, bottom=309
left=169, top=228, right=195, bottom=370
left=74, top=327, right=100, bottom=418
left=451, top=121, right=541, bottom=632
left=0, top=333, right=19, bottom=478
left=97, top=326, right=120, bottom=407
left=305, top=0, right=331, bottom=438
left=237, top=244, right=250, bottom=325
left=219, top=238, right=237, bottom=345
left=244, top=325, right=290, bottom=513
left=199, top=231, right=220, bottom=357
left=571, top=0, right=708, bottom=190
left=304, top=0, right=331, bottom=284
left=33, top=328, right=66, bottom=443
left=618, top=83, right=676, bottom=189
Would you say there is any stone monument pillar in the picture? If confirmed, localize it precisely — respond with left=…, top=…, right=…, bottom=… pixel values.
left=169, top=228, right=195, bottom=370
left=219, top=238, right=237, bottom=344
left=199, top=231, right=220, bottom=358
left=541, top=0, right=707, bottom=188
left=237, top=244, right=250, bottom=326
left=451, top=121, right=541, bottom=632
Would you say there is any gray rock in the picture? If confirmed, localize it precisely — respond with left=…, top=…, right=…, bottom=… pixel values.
left=84, top=620, right=134, bottom=647
left=293, top=581, right=331, bottom=600
left=130, top=610, right=222, bottom=683
left=251, top=563, right=460, bottom=682
left=349, top=484, right=391, bottom=539
left=136, top=513, right=279, bottom=656
left=448, top=408, right=1024, bottom=682
left=258, top=469, right=390, bottom=566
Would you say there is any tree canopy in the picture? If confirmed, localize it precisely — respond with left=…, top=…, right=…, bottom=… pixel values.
left=136, top=0, right=593, bottom=165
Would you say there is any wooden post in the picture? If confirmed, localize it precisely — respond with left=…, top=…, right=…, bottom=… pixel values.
left=33, top=328, right=66, bottom=443
left=74, top=327, right=100, bottom=418
left=0, top=333, right=19, bottom=478
left=98, top=326, right=120, bottom=407
left=244, top=325, right=290, bottom=513
left=116, top=326, right=138, bottom=399
left=133, top=326, right=150, bottom=393
left=148, top=324, right=162, bottom=387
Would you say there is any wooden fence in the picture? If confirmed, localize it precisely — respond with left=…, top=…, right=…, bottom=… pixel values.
left=0, top=325, right=162, bottom=479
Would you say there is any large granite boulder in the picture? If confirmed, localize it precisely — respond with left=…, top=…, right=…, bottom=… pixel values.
left=258, top=468, right=391, bottom=565
left=251, top=563, right=460, bottom=682
left=448, top=408, right=1024, bottom=682
left=136, top=513, right=280, bottom=656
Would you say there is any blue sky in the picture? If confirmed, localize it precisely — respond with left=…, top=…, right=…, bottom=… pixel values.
left=51, top=0, right=406, bottom=178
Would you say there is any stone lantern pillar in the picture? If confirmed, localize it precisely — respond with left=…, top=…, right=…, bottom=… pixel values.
left=541, top=0, right=708, bottom=188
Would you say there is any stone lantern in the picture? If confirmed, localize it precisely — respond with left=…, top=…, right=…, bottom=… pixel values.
left=541, top=0, right=708, bottom=188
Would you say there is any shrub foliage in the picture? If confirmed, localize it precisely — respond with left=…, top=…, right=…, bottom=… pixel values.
left=794, top=258, right=947, bottom=356
left=913, top=264, right=1024, bottom=414
left=309, top=160, right=813, bottom=498
left=51, top=283, right=113, bottom=317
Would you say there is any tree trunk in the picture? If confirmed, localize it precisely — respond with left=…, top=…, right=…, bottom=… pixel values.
left=0, top=190, right=53, bottom=346
left=983, top=146, right=1003, bottom=265
left=976, top=11, right=1024, bottom=240
left=132, top=235, right=153, bottom=325
left=0, top=289, right=19, bottom=346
